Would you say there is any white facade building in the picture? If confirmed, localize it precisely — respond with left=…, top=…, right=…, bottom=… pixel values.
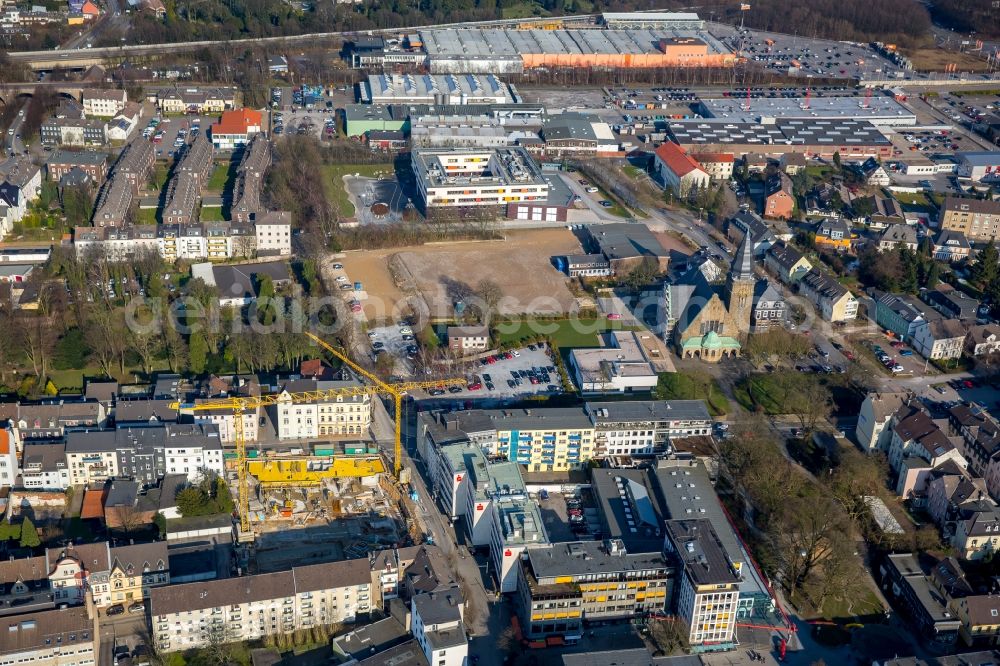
left=411, top=588, right=468, bottom=666
left=275, top=379, right=372, bottom=440
left=82, top=89, right=127, bottom=118
left=412, top=147, right=548, bottom=208
left=0, top=608, right=97, bottom=666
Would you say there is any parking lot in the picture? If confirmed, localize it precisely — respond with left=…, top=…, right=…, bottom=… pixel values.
left=271, top=86, right=340, bottom=140
left=141, top=113, right=217, bottom=160
left=852, top=333, right=930, bottom=377
left=535, top=491, right=598, bottom=543
left=409, top=344, right=563, bottom=399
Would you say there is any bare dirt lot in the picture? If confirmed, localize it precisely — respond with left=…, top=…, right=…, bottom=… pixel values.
left=903, top=47, right=989, bottom=72
left=339, top=228, right=585, bottom=320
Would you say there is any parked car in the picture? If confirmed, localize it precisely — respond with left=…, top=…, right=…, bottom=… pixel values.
left=106, top=604, right=125, bottom=616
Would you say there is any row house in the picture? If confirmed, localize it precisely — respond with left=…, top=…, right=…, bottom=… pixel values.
left=274, top=378, right=372, bottom=440
left=797, top=268, right=858, bottom=323
left=764, top=242, right=813, bottom=284
left=82, top=89, right=127, bottom=118
left=966, top=325, right=1000, bottom=360
left=368, top=545, right=446, bottom=608
left=20, top=443, right=69, bottom=490
left=149, top=559, right=372, bottom=652
left=0, top=608, right=96, bottom=666
left=156, top=87, right=237, bottom=115
left=230, top=135, right=271, bottom=222
left=13, top=399, right=105, bottom=441
left=74, top=225, right=159, bottom=261
left=64, top=423, right=224, bottom=486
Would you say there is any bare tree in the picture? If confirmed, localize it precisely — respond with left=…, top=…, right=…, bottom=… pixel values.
left=15, top=315, right=57, bottom=384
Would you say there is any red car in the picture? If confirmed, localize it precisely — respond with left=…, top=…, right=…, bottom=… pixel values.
left=467, top=383, right=482, bottom=391
left=607, top=313, right=622, bottom=320
left=963, top=380, right=974, bottom=389
left=844, top=351, right=855, bottom=361
left=503, top=352, right=513, bottom=360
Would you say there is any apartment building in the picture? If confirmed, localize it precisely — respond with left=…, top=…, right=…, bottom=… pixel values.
left=939, top=197, right=1000, bottom=242
left=90, top=139, right=155, bottom=227
left=798, top=269, right=858, bottom=323
left=763, top=172, right=793, bottom=220
left=912, top=318, right=968, bottom=361
left=82, top=89, right=126, bottom=118
left=889, top=405, right=967, bottom=499
left=40, top=117, right=106, bottom=147
left=64, top=423, right=224, bottom=486
left=275, top=379, right=372, bottom=440
left=162, top=172, right=201, bottom=226
left=664, top=519, right=741, bottom=651
left=0, top=608, right=96, bottom=666
left=411, top=588, right=467, bottom=666
left=412, top=147, right=548, bottom=208
left=230, top=135, right=271, bottom=222
left=149, top=559, right=372, bottom=652
left=157, top=87, right=237, bottom=114
left=13, top=399, right=105, bottom=440
left=516, top=539, right=672, bottom=640
left=948, top=404, right=1000, bottom=500
left=875, top=292, right=940, bottom=343
left=46, top=543, right=111, bottom=606
left=491, top=498, right=548, bottom=593
left=0, top=428, right=18, bottom=488
left=880, top=553, right=961, bottom=651
left=585, top=400, right=712, bottom=457
left=45, top=150, right=108, bottom=183
left=253, top=211, right=292, bottom=256
left=189, top=406, right=260, bottom=444
left=856, top=392, right=909, bottom=451
left=73, top=225, right=159, bottom=260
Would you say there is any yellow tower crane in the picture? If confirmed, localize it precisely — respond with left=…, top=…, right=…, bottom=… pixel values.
left=171, top=334, right=463, bottom=540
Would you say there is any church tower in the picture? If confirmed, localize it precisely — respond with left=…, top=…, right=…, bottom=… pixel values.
left=726, top=232, right=756, bottom=338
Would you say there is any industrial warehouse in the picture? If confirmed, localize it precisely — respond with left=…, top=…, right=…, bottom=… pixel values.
left=359, top=73, right=520, bottom=105
left=668, top=118, right=894, bottom=159
left=414, top=27, right=737, bottom=73
left=697, top=95, right=917, bottom=127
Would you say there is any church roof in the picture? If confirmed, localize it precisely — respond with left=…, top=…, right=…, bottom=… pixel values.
left=730, top=231, right=755, bottom=282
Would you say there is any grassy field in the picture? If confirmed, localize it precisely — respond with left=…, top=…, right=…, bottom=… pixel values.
left=322, top=163, right=394, bottom=219
left=496, top=318, right=636, bottom=348
left=622, top=164, right=645, bottom=180
left=652, top=372, right=730, bottom=416
left=136, top=208, right=158, bottom=225
left=200, top=206, right=225, bottom=222
left=206, top=163, right=231, bottom=192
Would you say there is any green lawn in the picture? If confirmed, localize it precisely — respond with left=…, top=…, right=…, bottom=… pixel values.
left=200, top=205, right=225, bottom=222
left=322, top=163, right=394, bottom=219
left=622, top=165, right=645, bottom=180
left=206, top=163, right=231, bottom=192
left=496, top=317, right=636, bottom=348
left=652, top=372, right=730, bottom=416
left=136, top=208, right=158, bottom=225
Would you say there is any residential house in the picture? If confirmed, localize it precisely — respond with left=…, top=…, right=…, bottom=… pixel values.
left=926, top=461, right=990, bottom=529
left=230, top=135, right=271, bottom=222
left=938, top=197, right=1000, bottom=243
left=953, top=595, right=1000, bottom=647
left=814, top=218, right=852, bottom=251
left=0, top=608, right=96, bottom=666
left=923, top=284, right=979, bottom=321
left=744, top=153, right=769, bottom=173
left=934, top=230, right=971, bottom=263
left=798, top=269, right=858, bottom=322
left=0, top=427, right=17, bottom=488
left=663, top=519, right=740, bottom=650
left=209, top=108, right=263, bottom=150
left=912, top=318, right=968, bottom=361
left=149, top=559, right=372, bottom=651
left=751, top=279, right=786, bottom=332
left=411, top=588, right=468, bottom=666
left=190, top=260, right=291, bottom=308
left=15, top=399, right=105, bottom=440
left=39, top=117, right=106, bottom=147
left=879, top=553, right=960, bottom=651
left=875, top=292, right=940, bottom=343
left=953, top=507, right=1000, bottom=560
left=888, top=405, right=966, bottom=499
left=106, top=101, right=142, bottom=141
left=267, top=56, right=288, bottom=74
left=157, top=87, right=237, bottom=115
left=764, top=242, right=812, bottom=284
left=20, top=443, right=69, bottom=490
left=46, top=542, right=111, bottom=605
left=82, top=89, right=127, bottom=118
left=867, top=194, right=906, bottom=230
left=447, top=325, right=490, bottom=355
left=252, top=211, right=292, bottom=256
left=653, top=141, right=710, bottom=197
left=779, top=152, right=806, bottom=175
left=856, top=392, right=911, bottom=452
left=727, top=211, right=777, bottom=258
left=966, top=325, right=1000, bottom=359
left=852, top=157, right=891, bottom=186
left=96, top=542, right=170, bottom=607
left=948, top=404, right=1000, bottom=500
left=688, top=152, right=734, bottom=181
left=0, top=156, right=42, bottom=237
left=877, top=224, right=918, bottom=252
left=274, top=378, right=371, bottom=440
left=763, top=172, right=794, bottom=220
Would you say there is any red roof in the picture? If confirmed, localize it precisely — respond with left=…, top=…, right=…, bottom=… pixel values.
left=81, top=1, right=99, bottom=14
left=655, top=141, right=703, bottom=178
left=0, top=430, right=9, bottom=455
left=690, top=152, right=735, bottom=164
left=210, top=108, right=262, bottom=135
left=80, top=487, right=108, bottom=520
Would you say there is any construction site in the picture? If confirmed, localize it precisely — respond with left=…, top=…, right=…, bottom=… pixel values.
left=176, top=333, right=463, bottom=574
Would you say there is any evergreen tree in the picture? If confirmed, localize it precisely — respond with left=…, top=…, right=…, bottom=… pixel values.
left=19, top=518, right=39, bottom=549
left=970, top=244, right=1000, bottom=287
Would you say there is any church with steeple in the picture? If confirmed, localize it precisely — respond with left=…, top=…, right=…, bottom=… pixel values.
left=662, top=232, right=758, bottom=363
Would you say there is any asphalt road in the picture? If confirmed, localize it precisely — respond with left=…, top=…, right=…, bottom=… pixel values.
left=5, top=101, right=26, bottom=157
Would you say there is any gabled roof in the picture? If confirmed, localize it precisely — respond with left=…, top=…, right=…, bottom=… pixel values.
left=879, top=224, right=917, bottom=246
left=654, top=141, right=703, bottom=178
